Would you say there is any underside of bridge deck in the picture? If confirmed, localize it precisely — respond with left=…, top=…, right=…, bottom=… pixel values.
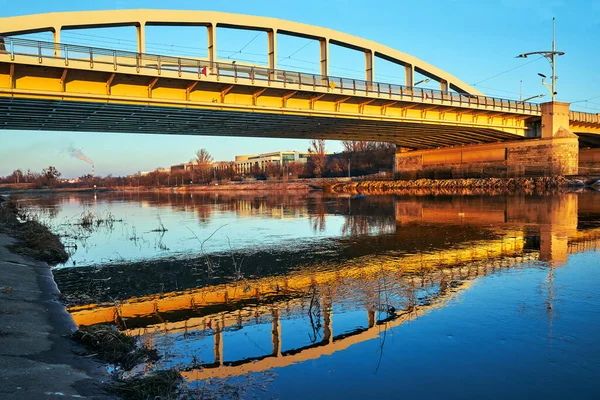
left=0, top=97, right=525, bottom=149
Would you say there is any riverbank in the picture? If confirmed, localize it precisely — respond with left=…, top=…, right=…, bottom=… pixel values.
left=329, top=176, right=598, bottom=195
left=127, top=180, right=320, bottom=192
left=0, top=185, right=113, bottom=195
left=4, top=176, right=600, bottom=197
left=0, top=199, right=115, bottom=399
left=0, top=179, right=337, bottom=194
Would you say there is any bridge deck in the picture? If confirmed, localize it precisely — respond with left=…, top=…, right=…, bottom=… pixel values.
left=1, top=37, right=598, bottom=147
left=0, top=37, right=541, bottom=148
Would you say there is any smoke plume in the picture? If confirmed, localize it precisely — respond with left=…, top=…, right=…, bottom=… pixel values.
left=66, top=146, right=93, bottom=165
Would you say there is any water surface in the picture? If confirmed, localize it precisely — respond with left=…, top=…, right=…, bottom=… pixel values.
left=17, top=190, right=600, bottom=399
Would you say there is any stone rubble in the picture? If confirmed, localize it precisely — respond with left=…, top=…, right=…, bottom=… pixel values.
left=331, top=177, right=589, bottom=195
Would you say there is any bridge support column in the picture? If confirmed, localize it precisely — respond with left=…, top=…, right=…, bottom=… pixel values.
left=53, top=27, right=61, bottom=57
left=320, top=38, right=329, bottom=77
left=53, top=28, right=60, bottom=44
left=136, top=23, right=146, bottom=54
left=365, top=50, right=374, bottom=82
left=405, top=64, right=414, bottom=87
left=207, top=24, right=217, bottom=68
left=440, top=80, right=449, bottom=93
left=268, top=29, right=277, bottom=71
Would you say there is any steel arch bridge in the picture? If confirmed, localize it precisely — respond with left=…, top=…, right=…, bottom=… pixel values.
left=0, top=9, right=481, bottom=93
left=0, top=10, right=597, bottom=148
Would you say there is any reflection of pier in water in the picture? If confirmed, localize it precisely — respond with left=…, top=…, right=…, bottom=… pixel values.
left=396, top=193, right=592, bottom=265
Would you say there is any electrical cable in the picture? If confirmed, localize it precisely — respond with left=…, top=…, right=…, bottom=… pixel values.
left=227, top=31, right=263, bottom=59
left=472, top=56, right=544, bottom=86
left=279, top=39, right=315, bottom=62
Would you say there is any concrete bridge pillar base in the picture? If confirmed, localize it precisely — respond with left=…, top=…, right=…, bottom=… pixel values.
left=394, top=137, right=579, bottom=179
left=394, top=102, right=579, bottom=178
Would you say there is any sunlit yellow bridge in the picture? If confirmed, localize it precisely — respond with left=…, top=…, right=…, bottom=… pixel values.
left=1, top=10, right=599, bottom=150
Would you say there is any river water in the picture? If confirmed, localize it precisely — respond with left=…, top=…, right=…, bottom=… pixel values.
left=14, top=190, right=600, bottom=399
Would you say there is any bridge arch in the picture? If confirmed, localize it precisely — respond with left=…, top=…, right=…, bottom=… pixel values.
left=0, top=9, right=482, bottom=95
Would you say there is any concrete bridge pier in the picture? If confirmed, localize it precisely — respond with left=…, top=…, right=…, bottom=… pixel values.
left=394, top=102, right=579, bottom=178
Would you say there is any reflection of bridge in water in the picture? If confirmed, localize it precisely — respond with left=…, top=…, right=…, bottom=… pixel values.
left=72, top=236, right=533, bottom=379
left=66, top=192, right=600, bottom=380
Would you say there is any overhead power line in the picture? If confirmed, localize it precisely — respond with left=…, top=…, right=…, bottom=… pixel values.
left=227, top=31, right=263, bottom=59
left=472, top=56, right=544, bottom=86
left=279, top=39, right=315, bottom=62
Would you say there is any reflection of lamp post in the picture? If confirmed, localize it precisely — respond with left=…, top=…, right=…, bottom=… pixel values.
left=413, top=78, right=430, bottom=87
left=522, top=94, right=546, bottom=102
left=516, top=18, right=565, bottom=102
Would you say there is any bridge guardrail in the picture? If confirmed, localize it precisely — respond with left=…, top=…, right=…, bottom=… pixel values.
left=0, top=36, right=542, bottom=115
left=570, top=111, right=600, bottom=124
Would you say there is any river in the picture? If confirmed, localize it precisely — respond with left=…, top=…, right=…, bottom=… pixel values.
left=13, top=190, right=600, bottom=399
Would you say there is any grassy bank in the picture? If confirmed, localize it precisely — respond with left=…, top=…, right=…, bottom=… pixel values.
left=73, top=325, right=158, bottom=370
left=0, top=197, right=69, bottom=265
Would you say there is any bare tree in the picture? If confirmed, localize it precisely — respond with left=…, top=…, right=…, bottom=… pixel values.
left=42, top=166, right=61, bottom=188
left=341, top=140, right=395, bottom=176
left=264, top=161, right=281, bottom=178
left=286, top=161, right=306, bottom=178
left=10, top=169, right=23, bottom=184
left=341, top=140, right=375, bottom=153
left=308, top=139, right=327, bottom=177
left=194, top=148, right=214, bottom=183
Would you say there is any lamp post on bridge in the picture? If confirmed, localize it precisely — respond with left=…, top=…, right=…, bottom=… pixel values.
left=516, top=18, right=564, bottom=102
left=522, top=94, right=545, bottom=102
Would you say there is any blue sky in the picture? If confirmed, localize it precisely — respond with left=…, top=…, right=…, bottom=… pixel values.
left=0, top=0, right=599, bottom=178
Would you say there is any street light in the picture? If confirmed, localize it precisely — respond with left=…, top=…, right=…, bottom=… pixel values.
left=413, top=78, right=430, bottom=87
left=522, top=94, right=545, bottom=102
left=516, top=18, right=564, bottom=102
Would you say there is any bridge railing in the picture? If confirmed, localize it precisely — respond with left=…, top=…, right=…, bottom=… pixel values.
left=0, top=36, right=542, bottom=115
left=570, top=111, right=600, bottom=124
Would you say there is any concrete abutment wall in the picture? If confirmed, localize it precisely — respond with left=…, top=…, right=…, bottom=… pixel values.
left=579, top=148, right=600, bottom=176
left=394, top=102, right=582, bottom=179
left=394, top=137, right=579, bottom=179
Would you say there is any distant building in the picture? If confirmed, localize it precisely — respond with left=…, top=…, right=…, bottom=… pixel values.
left=213, top=161, right=233, bottom=173
left=141, top=168, right=170, bottom=176
left=170, top=162, right=195, bottom=173
left=168, top=150, right=332, bottom=176
left=235, top=151, right=317, bottom=174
